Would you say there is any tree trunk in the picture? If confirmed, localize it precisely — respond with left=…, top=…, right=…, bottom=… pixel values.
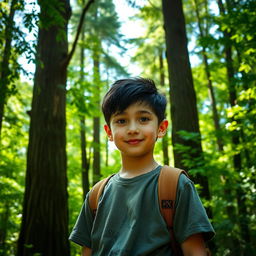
left=17, top=0, right=71, bottom=255
left=92, top=54, right=101, bottom=184
left=0, top=0, right=17, bottom=139
left=159, top=51, right=169, bottom=165
left=93, top=115, right=101, bottom=184
left=0, top=203, right=10, bottom=255
left=193, top=0, right=223, bottom=152
left=80, top=116, right=90, bottom=198
left=79, top=27, right=90, bottom=198
left=161, top=0, right=211, bottom=202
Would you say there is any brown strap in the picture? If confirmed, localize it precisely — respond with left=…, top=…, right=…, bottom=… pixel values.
left=158, top=165, right=188, bottom=255
left=88, top=174, right=115, bottom=215
left=158, top=165, right=188, bottom=229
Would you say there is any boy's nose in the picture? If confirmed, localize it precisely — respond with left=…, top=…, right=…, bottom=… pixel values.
left=127, top=121, right=139, bottom=134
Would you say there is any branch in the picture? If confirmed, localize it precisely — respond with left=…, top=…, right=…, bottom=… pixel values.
left=148, top=0, right=161, bottom=12
left=64, top=0, right=95, bottom=67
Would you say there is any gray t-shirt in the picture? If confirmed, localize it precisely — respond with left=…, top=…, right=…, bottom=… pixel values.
left=69, top=166, right=215, bottom=255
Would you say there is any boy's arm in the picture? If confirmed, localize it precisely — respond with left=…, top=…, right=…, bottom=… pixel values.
left=81, top=246, right=92, bottom=256
left=181, top=233, right=208, bottom=256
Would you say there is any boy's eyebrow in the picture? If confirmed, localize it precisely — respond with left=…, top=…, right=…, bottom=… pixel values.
left=137, top=110, right=153, bottom=115
left=113, top=109, right=153, bottom=117
left=112, top=111, right=125, bottom=117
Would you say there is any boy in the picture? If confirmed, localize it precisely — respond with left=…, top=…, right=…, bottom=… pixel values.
left=69, top=78, right=215, bottom=256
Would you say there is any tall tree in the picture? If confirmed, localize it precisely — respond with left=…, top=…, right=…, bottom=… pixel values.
left=161, top=0, right=211, bottom=201
left=0, top=0, right=26, bottom=138
left=0, top=1, right=19, bottom=247
left=192, top=0, right=223, bottom=152
left=17, top=0, right=95, bottom=255
left=92, top=45, right=101, bottom=184
left=79, top=27, right=90, bottom=198
left=17, top=1, right=72, bottom=254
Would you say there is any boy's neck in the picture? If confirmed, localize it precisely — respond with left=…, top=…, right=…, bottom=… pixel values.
left=119, top=155, right=159, bottom=179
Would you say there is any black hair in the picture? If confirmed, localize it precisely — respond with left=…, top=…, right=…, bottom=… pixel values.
left=102, top=77, right=167, bottom=126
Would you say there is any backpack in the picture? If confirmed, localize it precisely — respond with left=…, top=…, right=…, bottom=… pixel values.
left=88, top=165, right=187, bottom=255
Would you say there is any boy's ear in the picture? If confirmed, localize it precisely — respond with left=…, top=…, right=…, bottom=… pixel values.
left=104, top=124, right=113, bottom=141
left=158, top=119, right=168, bottom=138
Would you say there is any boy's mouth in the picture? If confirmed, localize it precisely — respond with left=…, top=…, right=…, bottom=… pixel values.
left=126, top=139, right=143, bottom=145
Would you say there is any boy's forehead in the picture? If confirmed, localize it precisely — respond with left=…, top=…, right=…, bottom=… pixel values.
left=112, top=102, right=154, bottom=116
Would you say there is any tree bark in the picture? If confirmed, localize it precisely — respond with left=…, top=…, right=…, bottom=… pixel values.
left=92, top=52, right=101, bottom=184
left=80, top=116, right=90, bottom=198
left=161, top=0, right=201, bottom=168
left=17, top=0, right=71, bottom=255
left=0, top=0, right=17, bottom=139
left=93, top=115, right=101, bottom=184
left=79, top=27, right=90, bottom=198
left=161, top=0, right=211, bottom=202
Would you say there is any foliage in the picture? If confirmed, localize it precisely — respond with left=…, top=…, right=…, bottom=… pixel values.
left=0, top=81, right=31, bottom=256
left=129, top=0, right=166, bottom=84
left=0, top=0, right=38, bottom=82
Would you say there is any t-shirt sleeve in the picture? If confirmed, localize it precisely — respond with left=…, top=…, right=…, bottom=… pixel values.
left=174, top=174, right=215, bottom=244
left=69, top=193, right=93, bottom=248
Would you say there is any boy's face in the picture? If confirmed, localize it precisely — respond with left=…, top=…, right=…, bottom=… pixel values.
left=104, top=102, right=168, bottom=159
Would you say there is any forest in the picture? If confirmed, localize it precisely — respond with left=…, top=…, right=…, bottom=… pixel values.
left=0, top=0, right=255, bottom=255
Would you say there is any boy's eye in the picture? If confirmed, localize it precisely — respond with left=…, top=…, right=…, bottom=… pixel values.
left=140, top=117, right=150, bottom=122
left=116, top=119, right=126, bottom=124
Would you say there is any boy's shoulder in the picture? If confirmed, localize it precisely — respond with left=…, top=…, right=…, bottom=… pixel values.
left=88, top=174, right=115, bottom=214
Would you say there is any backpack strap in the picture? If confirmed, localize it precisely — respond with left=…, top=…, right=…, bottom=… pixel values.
left=158, top=165, right=188, bottom=229
left=88, top=174, right=115, bottom=216
left=158, top=165, right=188, bottom=255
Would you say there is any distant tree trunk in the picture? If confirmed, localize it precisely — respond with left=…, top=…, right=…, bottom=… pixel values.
left=0, top=1, right=16, bottom=233
left=80, top=116, right=90, bottom=198
left=0, top=203, right=10, bottom=255
left=159, top=51, right=169, bottom=165
left=17, top=0, right=71, bottom=255
left=0, top=0, right=17, bottom=139
left=92, top=54, right=101, bottom=184
left=161, top=0, right=211, bottom=202
left=79, top=27, right=90, bottom=198
left=217, top=0, right=251, bottom=251
left=193, top=0, right=223, bottom=152
left=93, top=115, right=101, bottom=184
